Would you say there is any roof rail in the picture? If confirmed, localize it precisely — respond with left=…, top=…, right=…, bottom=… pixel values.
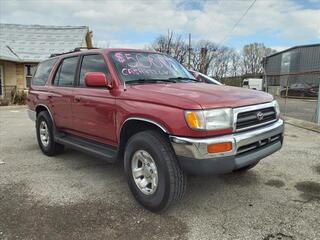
left=49, top=47, right=100, bottom=58
left=73, top=47, right=100, bottom=51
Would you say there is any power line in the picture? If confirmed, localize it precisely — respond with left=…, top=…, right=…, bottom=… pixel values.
left=218, top=0, right=257, bottom=46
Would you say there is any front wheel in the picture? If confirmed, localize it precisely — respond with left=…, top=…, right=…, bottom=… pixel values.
left=124, top=130, right=187, bottom=212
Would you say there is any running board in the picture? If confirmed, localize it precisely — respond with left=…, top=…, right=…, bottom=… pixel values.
left=55, top=134, right=118, bottom=163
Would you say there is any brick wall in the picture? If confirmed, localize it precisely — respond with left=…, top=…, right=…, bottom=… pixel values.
left=15, top=63, right=25, bottom=89
left=0, top=60, right=17, bottom=86
left=0, top=60, right=27, bottom=101
left=0, top=60, right=16, bottom=100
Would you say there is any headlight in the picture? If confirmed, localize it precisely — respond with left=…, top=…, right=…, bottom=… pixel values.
left=185, top=108, right=233, bottom=130
left=272, top=100, right=280, bottom=119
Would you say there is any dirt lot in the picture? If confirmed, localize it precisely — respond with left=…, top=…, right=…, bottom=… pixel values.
left=0, top=106, right=320, bottom=240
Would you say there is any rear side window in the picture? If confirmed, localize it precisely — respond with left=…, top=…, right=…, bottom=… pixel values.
left=32, top=59, right=57, bottom=86
left=79, top=54, right=109, bottom=87
left=54, top=57, right=79, bottom=87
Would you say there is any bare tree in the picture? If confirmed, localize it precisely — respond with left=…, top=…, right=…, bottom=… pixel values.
left=228, top=49, right=242, bottom=77
left=171, top=35, right=189, bottom=64
left=152, top=30, right=173, bottom=54
left=151, top=35, right=276, bottom=80
left=152, top=30, right=188, bottom=64
left=190, top=40, right=219, bottom=75
left=242, top=43, right=276, bottom=75
left=209, top=46, right=233, bottom=79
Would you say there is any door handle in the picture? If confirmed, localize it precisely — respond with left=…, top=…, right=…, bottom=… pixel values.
left=74, top=96, right=81, bottom=102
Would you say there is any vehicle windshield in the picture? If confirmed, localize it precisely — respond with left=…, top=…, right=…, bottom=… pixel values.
left=110, top=51, right=195, bottom=83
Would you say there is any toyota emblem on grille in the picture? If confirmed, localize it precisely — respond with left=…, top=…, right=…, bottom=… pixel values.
left=256, top=111, right=264, bottom=121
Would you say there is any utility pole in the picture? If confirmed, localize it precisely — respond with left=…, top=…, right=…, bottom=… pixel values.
left=262, top=57, right=268, bottom=92
left=317, top=81, right=320, bottom=125
left=200, top=47, right=208, bottom=74
left=188, top=33, right=191, bottom=69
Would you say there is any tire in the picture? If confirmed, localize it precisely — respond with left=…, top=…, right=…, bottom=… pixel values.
left=124, top=130, right=187, bottom=212
left=36, top=111, right=64, bottom=156
left=233, top=162, right=258, bottom=173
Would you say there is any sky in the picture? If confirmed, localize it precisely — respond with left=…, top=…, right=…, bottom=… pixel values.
left=0, top=0, right=319, bottom=51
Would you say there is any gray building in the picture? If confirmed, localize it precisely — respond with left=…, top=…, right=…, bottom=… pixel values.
left=263, top=44, right=320, bottom=96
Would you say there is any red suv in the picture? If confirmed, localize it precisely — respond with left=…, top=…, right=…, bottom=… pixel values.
left=27, top=48, right=284, bottom=212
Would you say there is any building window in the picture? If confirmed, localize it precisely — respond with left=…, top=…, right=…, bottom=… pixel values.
left=25, top=64, right=37, bottom=88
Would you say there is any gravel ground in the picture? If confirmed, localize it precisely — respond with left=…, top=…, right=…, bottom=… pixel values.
left=0, top=106, right=320, bottom=240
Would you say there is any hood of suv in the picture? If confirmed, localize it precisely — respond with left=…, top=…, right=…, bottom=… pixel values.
left=126, top=83, right=273, bottom=109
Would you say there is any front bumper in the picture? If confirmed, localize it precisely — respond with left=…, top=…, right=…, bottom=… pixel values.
left=170, top=119, right=284, bottom=175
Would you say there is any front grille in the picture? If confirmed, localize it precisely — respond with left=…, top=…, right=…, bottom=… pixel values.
left=236, top=107, right=276, bottom=131
left=236, top=134, right=282, bottom=156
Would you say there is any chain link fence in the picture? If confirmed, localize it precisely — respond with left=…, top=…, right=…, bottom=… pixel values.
left=265, top=72, right=320, bottom=124
left=264, top=44, right=320, bottom=124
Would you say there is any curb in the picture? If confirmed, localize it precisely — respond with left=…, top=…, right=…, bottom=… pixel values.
left=283, top=116, right=320, bottom=133
left=0, top=105, right=27, bottom=110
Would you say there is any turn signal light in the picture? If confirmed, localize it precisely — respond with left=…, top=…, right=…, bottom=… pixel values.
left=185, top=112, right=202, bottom=129
left=207, top=142, right=233, bottom=154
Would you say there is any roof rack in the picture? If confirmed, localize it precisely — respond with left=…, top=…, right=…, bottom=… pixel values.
left=73, top=47, right=100, bottom=51
left=49, top=47, right=100, bottom=58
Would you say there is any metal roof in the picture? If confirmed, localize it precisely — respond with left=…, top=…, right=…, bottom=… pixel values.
left=264, top=43, right=320, bottom=75
left=0, top=23, right=90, bottom=62
left=266, top=43, right=320, bottom=59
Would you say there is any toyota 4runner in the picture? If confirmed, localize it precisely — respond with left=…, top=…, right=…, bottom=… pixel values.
left=27, top=48, right=284, bottom=212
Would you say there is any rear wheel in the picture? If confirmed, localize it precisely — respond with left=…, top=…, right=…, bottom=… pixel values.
left=36, top=111, right=64, bottom=156
left=124, top=130, right=187, bottom=212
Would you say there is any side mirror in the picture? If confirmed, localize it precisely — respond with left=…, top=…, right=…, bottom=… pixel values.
left=84, top=72, right=112, bottom=89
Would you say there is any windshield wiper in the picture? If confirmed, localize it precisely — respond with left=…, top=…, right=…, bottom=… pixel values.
left=126, top=78, right=177, bottom=85
left=168, top=77, right=198, bottom=82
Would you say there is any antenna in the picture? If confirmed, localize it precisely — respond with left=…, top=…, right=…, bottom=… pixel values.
left=123, top=80, right=127, bottom=91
